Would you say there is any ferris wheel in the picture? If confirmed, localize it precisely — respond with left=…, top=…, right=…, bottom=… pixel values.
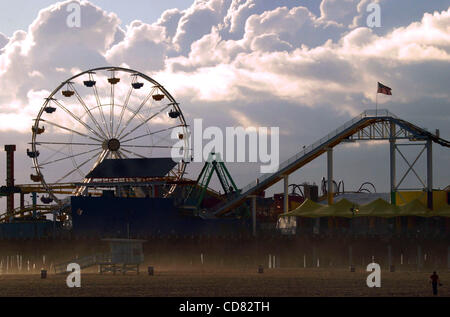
left=29, top=66, right=190, bottom=204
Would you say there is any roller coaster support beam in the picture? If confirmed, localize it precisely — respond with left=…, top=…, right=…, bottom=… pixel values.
left=327, top=147, right=333, bottom=205
left=390, top=122, right=396, bottom=205
left=250, top=195, right=257, bottom=237
left=283, top=175, right=289, bottom=213
left=32, top=192, right=37, bottom=219
left=20, top=193, right=24, bottom=217
left=4, top=145, right=16, bottom=221
left=427, top=139, right=433, bottom=209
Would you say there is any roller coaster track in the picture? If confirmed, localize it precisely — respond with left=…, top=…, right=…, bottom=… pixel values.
left=0, top=203, right=69, bottom=222
left=208, top=109, right=450, bottom=217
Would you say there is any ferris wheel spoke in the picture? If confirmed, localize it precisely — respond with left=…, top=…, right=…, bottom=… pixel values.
left=119, top=103, right=174, bottom=140
left=148, top=126, right=184, bottom=152
left=38, top=146, right=103, bottom=168
left=138, top=88, right=157, bottom=122
left=93, top=85, right=111, bottom=139
left=38, top=142, right=72, bottom=166
left=110, top=80, right=115, bottom=138
left=34, top=141, right=101, bottom=146
left=121, top=124, right=185, bottom=144
left=55, top=149, right=104, bottom=183
left=69, top=83, right=108, bottom=140
left=38, top=119, right=103, bottom=143
left=152, top=129, right=177, bottom=146
left=52, top=99, right=106, bottom=141
left=117, top=150, right=129, bottom=159
left=114, top=86, right=133, bottom=138
left=80, top=149, right=109, bottom=192
left=116, top=88, right=156, bottom=139
left=121, top=144, right=183, bottom=149
left=120, top=147, right=147, bottom=159
left=113, top=151, right=123, bottom=159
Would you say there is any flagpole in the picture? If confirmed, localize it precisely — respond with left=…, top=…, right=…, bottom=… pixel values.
left=376, top=92, right=378, bottom=117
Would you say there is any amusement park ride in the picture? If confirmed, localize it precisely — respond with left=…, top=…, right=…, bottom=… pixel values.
left=1, top=67, right=193, bottom=225
left=0, top=66, right=449, bottom=238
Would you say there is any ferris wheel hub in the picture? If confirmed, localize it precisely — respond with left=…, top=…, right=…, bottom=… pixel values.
left=103, top=138, right=121, bottom=151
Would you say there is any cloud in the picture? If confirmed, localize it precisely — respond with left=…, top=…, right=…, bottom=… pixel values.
left=0, top=0, right=123, bottom=130
left=160, top=5, right=450, bottom=113
left=374, top=0, right=450, bottom=33
left=319, top=0, right=368, bottom=27
left=0, top=0, right=449, bottom=191
left=244, top=6, right=343, bottom=49
left=250, top=33, right=293, bottom=52
left=105, top=21, right=169, bottom=71
left=222, top=0, right=305, bottom=39
left=1, top=1, right=449, bottom=130
left=155, top=8, right=184, bottom=42
left=0, top=33, right=8, bottom=51
left=172, top=0, right=232, bottom=55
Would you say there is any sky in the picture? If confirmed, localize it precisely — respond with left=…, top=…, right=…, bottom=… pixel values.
left=0, top=0, right=449, bottom=207
left=0, top=0, right=193, bottom=37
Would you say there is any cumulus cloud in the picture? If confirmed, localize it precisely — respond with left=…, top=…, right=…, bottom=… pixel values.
left=155, top=8, right=184, bottom=42
left=319, top=0, right=368, bottom=27
left=172, top=0, right=232, bottom=55
left=0, top=0, right=449, bottom=191
left=160, top=5, right=450, bottom=111
left=1, top=0, right=449, bottom=128
left=244, top=6, right=342, bottom=49
left=222, top=0, right=304, bottom=39
left=374, top=0, right=450, bottom=33
left=105, top=21, right=169, bottom=71
left=0, top=0, right=449, bottom=125
left=0, top=0, right=123, bottom=130
left=0, top=33, right=8, bottom=51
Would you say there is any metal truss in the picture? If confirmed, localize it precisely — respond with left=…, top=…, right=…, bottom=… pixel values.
left=347, top=120, right=416, bottom=141
left=210, top=110, right=447, bottom=216
left=393, top=142, right=429, bottom=205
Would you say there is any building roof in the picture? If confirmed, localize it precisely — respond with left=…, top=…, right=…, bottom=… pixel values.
left=280, top=198, right=443, bottom=218
left=319, top=192, right=390, bottom=205
left=86, top=158, right=177, bottom=179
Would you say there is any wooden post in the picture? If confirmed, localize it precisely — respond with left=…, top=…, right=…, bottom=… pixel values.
left=251, top=196, right=257, bottom=237
left=283, top=175, right=289, bottom=213
left=417, top=245, right=423, bottom=271
left=349, top=246, right=353, bottom=267
left=447, top=246, right=450, bottom=271
left=313, top=246, right=317, bottom=268
left=258, top=265, right=264, bottom=274
left=388, top=245, right=392, bottom=268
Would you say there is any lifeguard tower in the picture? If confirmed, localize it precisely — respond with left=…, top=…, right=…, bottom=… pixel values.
left=98, top=238, right=145, bottom=275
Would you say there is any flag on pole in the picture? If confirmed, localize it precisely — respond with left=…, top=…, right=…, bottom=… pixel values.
left=377, top=82, right=392, bottom=95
